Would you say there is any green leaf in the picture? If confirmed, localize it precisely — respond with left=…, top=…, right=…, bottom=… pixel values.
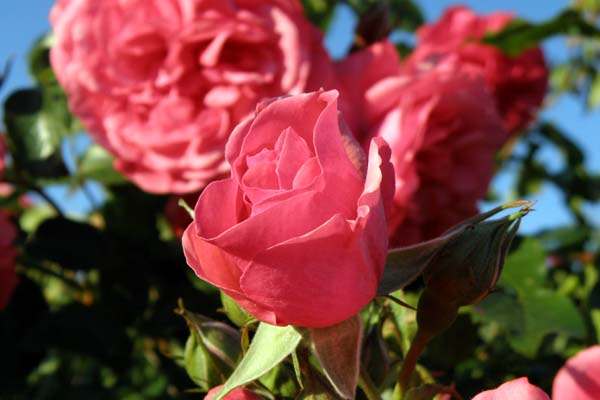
left=220, top=291, right=256, bottom=328
left=472, top=293, right=525, bottom=339
left=538, top=122, right=585, bottom=167
left=77, top=145, right=126, bottom=185
left=258, top=364, right=300, bottom=397
left=591, top=309, right=600, bottom=343
left=29, top=34, right=55, bottom=85
left=28, top=34, right=80, bottom=137
left=499, top=238, right=586, bottom=357
left=389, top=0, right=424, bottom=32
left=215, top=323, right=302, bottom=400
left=483, top=9, right=600, bottom=56
left=508, top=288, right=586, bottom=357
left=312, top=315, right=362, bottom=399
left=588, top=72, right=600, bottom=109
left=377, top=231, right=460, bottom=295
left=4, top=89, right=61, bottom=161
left=0, top=57, right=12, bottom=90
left=301, top=0, right=337, bottom=30
left=499, top=238, right=547, bottom=292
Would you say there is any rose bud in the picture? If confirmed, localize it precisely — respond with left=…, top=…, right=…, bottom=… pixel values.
left=417, top=202, right=531, bottom=337
left=397, top=202, right=532, bottom=391
left=183, top=90, right=394, bottom=328
left=177, top=303, right=242, bottom=390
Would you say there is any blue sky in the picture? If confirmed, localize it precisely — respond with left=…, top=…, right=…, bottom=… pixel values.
left=1, top=0, right=598, bottom=232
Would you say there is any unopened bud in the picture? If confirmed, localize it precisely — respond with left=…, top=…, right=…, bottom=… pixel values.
left=423, top=214, right=522, bottom=308
left=221, top=291, right=256, bottom=327
left=176, top=301, right=242, bottom=389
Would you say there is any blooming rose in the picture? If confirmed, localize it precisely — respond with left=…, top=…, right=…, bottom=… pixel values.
left=0, top=210, right=19, bottom=310
left=357, top=62, right=506, bottom=246
left=205, top=386, right=262, bottom=400
left=51, top=0, right=335, bottom=193
left=472, top=378, right=549, bottom=400
left=407, top=6, right=548, bottom=133
left=183, top=90, right=394, bottom=328
left=553, top=345, right=600, bottom=400
left=334, top=40, right=401, bottom=137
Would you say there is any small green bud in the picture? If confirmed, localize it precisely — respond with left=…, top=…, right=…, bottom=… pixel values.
left=220, top=291, right=256, bottom=327
left=176, top=300, right=242, bottom=389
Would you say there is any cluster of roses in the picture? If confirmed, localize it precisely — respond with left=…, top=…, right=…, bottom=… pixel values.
left=49, top=0, right=548, bottom=327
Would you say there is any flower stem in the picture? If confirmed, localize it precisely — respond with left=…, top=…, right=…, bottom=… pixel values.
left=392, top=329, right=431, bottom=400
left=359, top=367, right=380, bottom=400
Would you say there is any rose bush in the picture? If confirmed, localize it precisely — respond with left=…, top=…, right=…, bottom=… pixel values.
left=50, top=0, right=335, bottom=193
left=407, top=6, right=548, bottom=133
left=339, top=55, right=506, bottom=246
left=183, top=90, right=394, bottom=327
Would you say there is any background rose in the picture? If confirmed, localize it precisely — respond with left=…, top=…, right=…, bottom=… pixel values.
left=183, top=90, right=394, bottom=327
left=407, top=6, right=548, bottom=134
left=361, top=62, right=506, bottom=246
left=51, top=0, right=335, bottom=194
left=205, top=386, right=262, bottom=400
left=553, top=345, right=600, bottom=400
left=334, top=40, right=401, bottom=138
left=0, top=210, right=19, bottom=310
left=471, top=377, right=550, bottom=400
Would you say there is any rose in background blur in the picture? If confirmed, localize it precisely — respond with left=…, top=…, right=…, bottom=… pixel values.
left=50, top=0, right=335, bottom=194
left=336, top=5, right=547, bottom=246
left=407, top=6, right=548, bottom=134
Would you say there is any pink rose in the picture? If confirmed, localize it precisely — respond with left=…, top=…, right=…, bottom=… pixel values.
left=205, top=386, right=262, bottom=400
left=183, top=90, right=394, bottom=328
left=335, top=40, right=401, bottom=137
left=472, top=377, right=550, bottom=400
left=362, top=62, right=506, bottom=246
left=51, top=0, right=335, bottom=194
left=0, top=210, right=19, bottom=310
left=553, top=345, right=600, bottom=400
left=407, top=6, right=548, bottom=133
